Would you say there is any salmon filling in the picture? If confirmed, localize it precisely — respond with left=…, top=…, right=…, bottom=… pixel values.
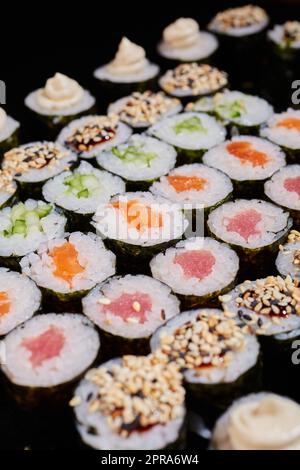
left=103, top=292, right=152, bottom=324
left=49, top=242, right=85, bottom=285
left=225, top=209, right=262, bottom=241
left=167, top=175, right=208, bottom=192
left=227, top=141, right=269, bottom=167
left=174, top=250, right=216, bottom=279
left=112, top=200, right=163, bottom=232
left=276, top=118, right=300, bottom=132
left=22, top=326, right=65, bottom=368
left=0, top=291, right=10, bottom=317
left=284, top=176, right=300, bottom=198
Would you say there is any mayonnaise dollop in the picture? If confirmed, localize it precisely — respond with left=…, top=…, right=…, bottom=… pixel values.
left=106, top=37, right=148, bottom=76
left=163, top=18, right=200, bottom=49
left=37, top=73, right=84, bottom=110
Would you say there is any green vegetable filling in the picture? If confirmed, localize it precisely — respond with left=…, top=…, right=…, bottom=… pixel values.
left=1, top=202, right=52, bottom=237
left=64, top=173, right=100, bottom=198
left=216, top=100, right=246, bottom=120
left=173, top=116, right=206, bottom=135
left=112, top=145, right=157, bottom=167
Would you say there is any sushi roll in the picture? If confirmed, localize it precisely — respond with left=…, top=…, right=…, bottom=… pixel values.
left=92, top=192, right=188, bottom=273
left=148, top=112, right=226, bottom=163
left=268, top=21, right=300, bottom=63
left=56, top=114, right=132, bottom=160
left=0, top=107, right=19, bottom=156
left=188, top=90, right=274, bottom=135
left=0, top=200, right=66, bottom=270
left=150, top=237, right=239, bottom=309
left=42, top=160, right=125, bottom=230
left=222, top=275, right=300, bottom=396
left=107, top=91, right=182, bottom=131
left=82, top=274, right=180, bottom=358
left=150, top=308, right=261, bottom=423
left=71, top=355, right=186, bottom=450
left=207, top=199, right=292, bottom=278
left=265, top=165, right=300, bottom=229
left=24, top=73, right=96, bottom=133
left=203, top=136, right=286, bottom=197
left=211, top=393, right=300, bottom=450
left=0, top=268, right=41, bottom=337
left=159, top=63, right=228, bottom=104
left=2, top=141, right=76, bottom=198
left=20, top=232, right=116, bottom=310
left=0, top=170, right=17, bottom=209
left=1, top=313, right=100, bottom=407
left=157, top=18, right=218, bottom=66
left=150, top=164, right=233, bottom=215
left=276, top=230, right=300, bottom=280
left=96, top=134, right=177, bottom=191
left=93, top=38, right=160, bottom=100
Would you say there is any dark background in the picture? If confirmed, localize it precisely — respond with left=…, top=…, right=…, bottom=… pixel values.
left=0, top=0, right=300, bottom=451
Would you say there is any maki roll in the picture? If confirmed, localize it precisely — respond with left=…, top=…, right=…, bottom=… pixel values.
left=96, top=134, right=177, bottom=191
left=265, top=165, right=300, bottom=229
left=203, top=136, right=286, bottom=197
left=0, top=268, right=41, bottom=336
left=93, top=38, right=160, bottom=100
left=148, top=112, right=226, bottom=163
left=20, top=232, right=116, bottom=310
left=2, top=141, right=76, bottom=198
left=151, top=308, right=260, bottom=422
left=276, top=230, right=300, bottom=280
left=159, top=63, right=228, bottom=104
left=57, top=114, right=132, bottom=159
left=42, top=161, right=125, bottom=230
left=211, top=393, right=300, bottom=450
left=150, top=163, right=233, bottom=215
left=221, top=275, right=300, bottom=397
left=82, top=274, right=180, bottom=358
left=207, top=199, right=292, bottom=277
left=107, top=91, right=182, bottom=131
left=260, top=109, right=300, bottom=161
left=92, top=192, right=188, bottom=272
left=268, top=21, right=300, bottom=65
left=0, top=170, right=17, bottom=209
left=150, top=237, right=239, bottom=309
left=24, top=73, right=96, bottom=133
left=0, top=107, right=19, bottom=155
left=188, top=90, right=274, bottom=135
left=1, top=313, right=100, bottom=407
left=0, top=200, right=66, bottom=270
left=157, top=18, right=218, bottom=65
left=71, top=355, right=186, bottom=450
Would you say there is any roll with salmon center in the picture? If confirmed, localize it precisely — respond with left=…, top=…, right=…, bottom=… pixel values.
left=1, top=313, right=100, bottom=407
left=222, top=275, right=300, bottom=397
left=82, top=274, right=180, bottom=359
left=20, top=232, right=116, bottom=310
left=260, top=109, right=300, bottom=160
left=203, top=136, right=286, bottom=197
left=0, top=268, right=41, bottom=337
left=92, top=192, right=188, bottom=273
left=150, top=308, right=261, bottom=424
left=207, top=199, right=292, bottom=278
left=264, top=165, right=300, bottom=229
left=148, top=112, right=226, bottom=163
left=96, top=134, right=177, bottom=191
left=71, top=355, right=186, bottom=450
left=211, top=393, right=300, bottom=450
left=150, top=237, right=239, bottom=309
left=0, top=200, right=66, bottom=270
left=57, top=114, right=132, bottom=159
left=276, top=230, right=300, bottom=281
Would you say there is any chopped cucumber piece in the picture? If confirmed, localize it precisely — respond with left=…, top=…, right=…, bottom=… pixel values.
left=25, top=211, right=40, bottom=226
left=63, top=172, right=100, bottom=198
left=36, top=205, right=52, bottom=219
left=11, top=203, right=26, bottom=223
left=173, top=116, right=206, bottom=135
left=81, top=175, right=100, bottom=191
left=12, top=220, right=26, bottom=235
left=78, top=189, right=89, bottom=198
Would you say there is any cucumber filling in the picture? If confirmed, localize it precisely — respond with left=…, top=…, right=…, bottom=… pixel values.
left=64, top=173, right=101, bottom=198
left=112, top=145, right=157, bottom=168
left=173, top=116, right=207, bottom=135
left=1, top=202, right=52, bottom=238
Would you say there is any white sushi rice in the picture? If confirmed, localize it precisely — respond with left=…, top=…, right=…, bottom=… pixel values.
left=148, top=112, right=226, bottom=151
left=203, top=136, right=286, bottom=182
left=42, top=161, right=125, bottom=215
left=94, top=62, right=159, bottom=84
left=20, top=232, right=116, bottom=294
left=150, top=237, right=239, bottom=297
left=0, top=200, right=67, bottom=257
left=93, top=192, right=188, bottom=247
left=57, top=115, right=132, bottom=159
left=268, top=24, right=300, bottom=49
left=265, top=165, right=300, bottom=211
left=97, top=135, right=177, bottom=182
left=150, top=164, right=232, bottom=208
left=150, top=308, right=260, bottom=384
left=0, top=115, right=19, bottom=143
left=0, top=180, right=17, bottom=207
left=207, top=199, right=290, bottom=249
left=25, top=89, right=95, bottom=117
left=1, top=313, right=100, bottom=387
left=260, top=109, right=300, bottom=150
left=0, top=268, right=41, bottom=336
left=158, top=31, right=218, bottom=62
left=82, top=274, right=180, bottom=339
left=276, top=241, right=300, bottom=280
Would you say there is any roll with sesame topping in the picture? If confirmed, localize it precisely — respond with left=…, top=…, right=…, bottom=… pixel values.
left=0, top=169, right=17, bottom=209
